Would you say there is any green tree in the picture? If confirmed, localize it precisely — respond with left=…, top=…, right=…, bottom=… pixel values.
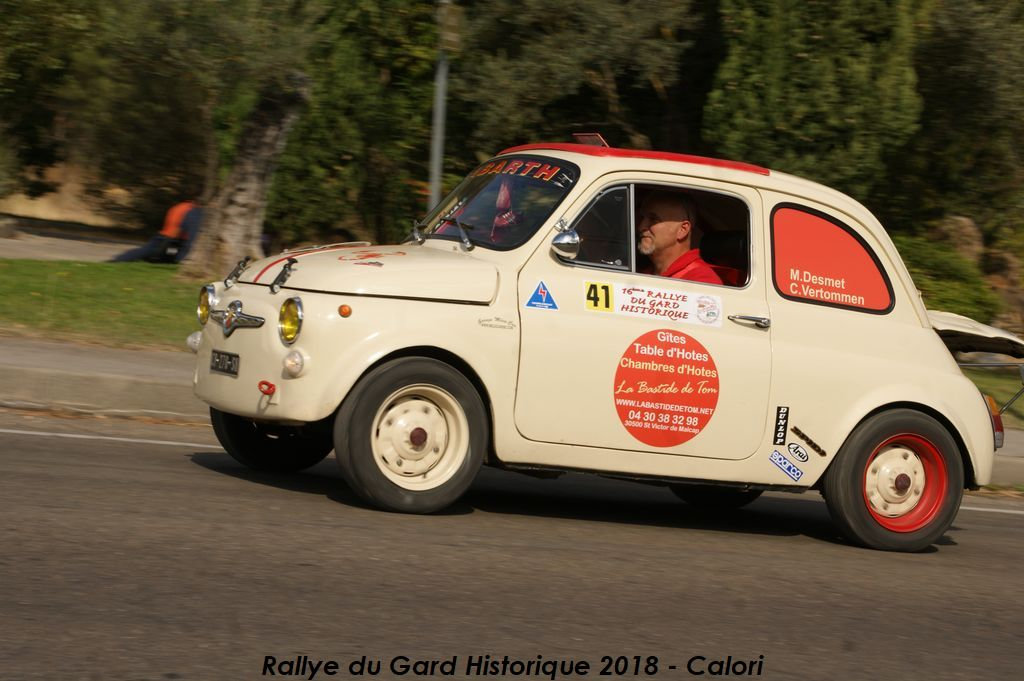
left=1, top=1, right=323, bottom=230
left=703, top=0, right=926, bottom=201
left=892, top=234, right=1000, bottom=320
left=0, top=0, right=97, bottom=197
left=34, top=0, right=325, bottom=277
left=452, top=0, right=694, bottom=152
left=266, top=0, right=437, bottom=246
left=876, top=1, right=1024, bottom=243
left=0, top=134, right=16, bottom=198
left=57, top=0, right=211, bottom=225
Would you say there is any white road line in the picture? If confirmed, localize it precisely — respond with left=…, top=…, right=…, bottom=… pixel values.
left=774, top=496, right=1024, bottom=517
left=779, top=496, right=1023, bottom=516
left=0, top=428, right=221, bottom=449
left=959, top=506, right=1024, bottom=516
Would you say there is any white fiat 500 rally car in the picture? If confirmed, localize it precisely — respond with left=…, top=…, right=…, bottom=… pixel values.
left=189, top=141, right=1024, bottom=552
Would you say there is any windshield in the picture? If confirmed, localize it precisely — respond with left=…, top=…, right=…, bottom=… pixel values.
left=421, top=155, right=580, bottom=250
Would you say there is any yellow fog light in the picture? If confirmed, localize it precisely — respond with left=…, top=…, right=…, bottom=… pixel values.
left=197, top=284, right=215, bottom=325
left=279, top=297, right=303, bottom=344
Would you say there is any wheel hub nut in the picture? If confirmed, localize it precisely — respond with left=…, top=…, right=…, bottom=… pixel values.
left=409, top=427, right=428, bottom=449
left=865, top=444, right=927, bottom=517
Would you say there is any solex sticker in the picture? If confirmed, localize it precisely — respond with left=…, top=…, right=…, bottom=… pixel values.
left=585, top=282, right=722, bottom=327
left=613, top=329, right=719, bottom=447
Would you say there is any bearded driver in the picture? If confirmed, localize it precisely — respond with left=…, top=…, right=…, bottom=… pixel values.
left=637, top=190, right=721, bottom=284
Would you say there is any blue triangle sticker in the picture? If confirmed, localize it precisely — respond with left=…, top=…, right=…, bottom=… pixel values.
left=525, top=281, right=558, bottom=310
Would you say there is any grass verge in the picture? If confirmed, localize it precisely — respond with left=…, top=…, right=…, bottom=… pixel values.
left=962, top=368, right=1024, bottom=430
left=0, top=259, right=205, bottom=350
left=2, top=258, right=1024, bottom=428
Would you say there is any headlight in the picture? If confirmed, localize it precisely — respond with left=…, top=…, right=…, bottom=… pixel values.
left=279, top=297, right=303, bottom=344
left=197, top=285, right=215, bottom=326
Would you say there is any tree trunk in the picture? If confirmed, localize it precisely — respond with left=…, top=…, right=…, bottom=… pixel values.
left=179, top=73, right=310, bottom=280
left=199, top=99, right=219, bottom=207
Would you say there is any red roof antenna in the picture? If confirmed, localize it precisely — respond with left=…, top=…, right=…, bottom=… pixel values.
left=571, top=132, right=609, bottom=147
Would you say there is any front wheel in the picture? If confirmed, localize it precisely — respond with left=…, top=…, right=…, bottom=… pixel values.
left=823, top=409, right=964, bottom=552
left=334, top=358, right=487, bottom=513
left=210, top=408, right=334, bottom=473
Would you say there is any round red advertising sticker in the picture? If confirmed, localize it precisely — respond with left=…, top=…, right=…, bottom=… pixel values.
left=613, top=329, right=719, bottom=447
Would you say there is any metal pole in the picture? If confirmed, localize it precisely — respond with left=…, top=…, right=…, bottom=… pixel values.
left=428, top=49, right=448, bottom=212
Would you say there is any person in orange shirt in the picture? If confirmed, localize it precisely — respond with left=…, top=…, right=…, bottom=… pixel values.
left=637, top=190, right=722, bottom=285
left=112, top=200, right=203, bottom=263
left=158, top=200, right=196, bottom=240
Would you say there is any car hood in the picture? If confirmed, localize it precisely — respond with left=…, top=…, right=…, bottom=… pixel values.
left=238, top=244, right=498, bottom=303
left=929, top=309, right=1024, bottom=358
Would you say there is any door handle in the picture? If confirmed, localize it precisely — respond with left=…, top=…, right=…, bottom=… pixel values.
left=728, top=314, right=771, bottom=329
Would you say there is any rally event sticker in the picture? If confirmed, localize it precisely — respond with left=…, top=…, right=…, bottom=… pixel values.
left=585, top=282, right=722, bottom=327
left=613, top=329, right=719, bottom=447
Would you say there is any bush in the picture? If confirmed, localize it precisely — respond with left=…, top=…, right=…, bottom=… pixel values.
left=891, top=234, right=1001, bottom=322
left=0, top=134, right=17, bottom=198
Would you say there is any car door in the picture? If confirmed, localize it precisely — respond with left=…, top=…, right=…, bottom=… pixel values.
left=514, top=173, right=772, bottom=460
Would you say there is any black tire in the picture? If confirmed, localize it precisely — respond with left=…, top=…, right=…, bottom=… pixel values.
left=334, top=357, right=486, bottom=513
left=823, top=409, right=964, bottom=552
left=670, top=484, right=763, bottom=509
left=210, top=407, right=334, bottom=473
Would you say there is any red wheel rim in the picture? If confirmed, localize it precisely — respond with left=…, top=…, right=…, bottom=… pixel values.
left=862, top=433, right=948, bottom=533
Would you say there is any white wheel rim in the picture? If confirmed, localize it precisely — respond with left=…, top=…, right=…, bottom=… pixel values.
left=864, top=444, right=927, bottom=517
left=371, top=384, right=469, bottom=491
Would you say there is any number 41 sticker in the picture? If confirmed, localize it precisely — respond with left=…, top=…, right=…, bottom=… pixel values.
left=585, top=282, right=613, bottom=311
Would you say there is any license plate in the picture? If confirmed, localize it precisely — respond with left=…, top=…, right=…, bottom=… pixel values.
left=210, top=350, right=240, bottom=376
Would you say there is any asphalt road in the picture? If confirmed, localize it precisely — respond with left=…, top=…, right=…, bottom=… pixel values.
left=1, top=409, right=1022, bottom=681
left=0, top=231, right=134, bottom=262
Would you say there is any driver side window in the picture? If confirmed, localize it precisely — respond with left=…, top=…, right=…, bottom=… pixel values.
left=572, top=186, right=631, bottom=270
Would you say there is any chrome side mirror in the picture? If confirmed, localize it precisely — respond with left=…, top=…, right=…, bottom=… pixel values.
left=551, top=230, right=580, bottom=260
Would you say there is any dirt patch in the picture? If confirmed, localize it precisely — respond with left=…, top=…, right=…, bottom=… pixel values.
left=968, top=486, right=1024, bottom=500
left=0, top=404, right=209, bottom=427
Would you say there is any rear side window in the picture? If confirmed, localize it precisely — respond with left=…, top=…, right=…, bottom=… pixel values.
left=771, top=204, right=894, bottom=314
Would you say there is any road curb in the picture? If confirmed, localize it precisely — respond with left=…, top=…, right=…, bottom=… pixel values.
left=989, top=453, right=1024, bottom=488
left=0, top=356, right=207, bottom=424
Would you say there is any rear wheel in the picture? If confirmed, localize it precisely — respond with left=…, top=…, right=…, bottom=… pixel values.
left=670, top=484, right=763, bottom=510
left=210, top=407, right=334, bottom=473
left=823, top=409, right=963, bottom=551
left=334, top=358, right=486, bottom=513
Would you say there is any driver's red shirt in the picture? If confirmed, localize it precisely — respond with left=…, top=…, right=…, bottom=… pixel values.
left=659, top=248, right=722, bottom=284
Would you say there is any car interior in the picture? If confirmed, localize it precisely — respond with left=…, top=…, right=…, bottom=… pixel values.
left=572, top=184, right=750, bottom=286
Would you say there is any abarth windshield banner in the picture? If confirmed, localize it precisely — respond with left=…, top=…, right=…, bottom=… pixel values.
left=422, top=155, right=580, bottom=250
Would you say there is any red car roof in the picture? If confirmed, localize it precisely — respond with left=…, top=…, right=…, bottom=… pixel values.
left=499, top=143, right=770, bottom=176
